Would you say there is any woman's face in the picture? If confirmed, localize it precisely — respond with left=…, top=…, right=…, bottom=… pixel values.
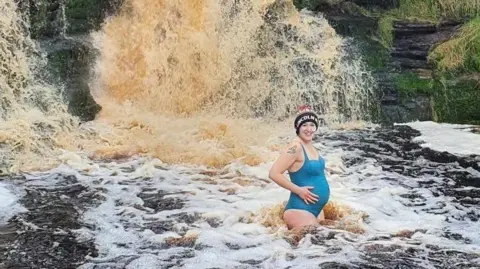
left=298, top=122, right=317, bottom=141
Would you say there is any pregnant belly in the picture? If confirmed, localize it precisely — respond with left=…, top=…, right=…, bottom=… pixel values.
left=308, top=177, right=330, bottom=202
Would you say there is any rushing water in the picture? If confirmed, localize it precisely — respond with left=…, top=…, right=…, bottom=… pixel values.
left=0, top=0, right=376, bottom=173
left=1, top=122, right=479, bottom=268
left=0, top=0, right=479, bottom=268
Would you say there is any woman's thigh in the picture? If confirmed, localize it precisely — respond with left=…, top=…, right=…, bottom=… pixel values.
left=283, top=209, right=318, bottom=230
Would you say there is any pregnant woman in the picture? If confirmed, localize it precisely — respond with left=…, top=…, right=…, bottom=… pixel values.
left=268, top=106, right=330, bottom=230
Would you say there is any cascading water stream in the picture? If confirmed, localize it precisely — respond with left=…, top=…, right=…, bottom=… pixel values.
left=2, top=1, right=478, bottom=269
left=0, top=0, right=78, bottom=174
left=1, top=0, right=376, bottom=173
left=86, top=0, right=377, bottom=168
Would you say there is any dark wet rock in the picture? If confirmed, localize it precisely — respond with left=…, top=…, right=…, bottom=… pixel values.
left=138, top=191, right=185, bottom=212
left=147, top=196, right=184, bottom=211
left=145, top=221, right=174, bottom=234
left=428, top=250, right=480, bottom=268
left=19, top=0, right=123, bottom=39
left=16, top=0, right=124, bottom=122
left=1, top=229, right=97, bottom=268
left=193, top=244, right=209, bottom=251
left=363, top=243, right=403, bottom=253
left=0, top=175, right=27, bottom=182
left=310, top=230, right=337, bottom=245
left=316, top=0, right=465, bottom=124
left=86, top=255, right=146, bottom=269
left=2, top=125, right=479, bottom=268
left=325, top=247, right=343, bottom=254
left=240, top=259, right=265, bottom=265
left=0, top=175, right=100, bottom=269
left=320, top=124, right=480, bottom=247
left=385, top=20, right=462, bottom=124
left=144, top=213, right=199, bottom=235
left=161, top=249, right=195, bottom=262
left=399, top=192, right=427, bottom=207
left=391, top=21, right=461, bottom=71
left=357, top=244, right=429, bottom=269
left=41, top=36, right=101, bottom=121
left=226, top=242, right=242, bottom=250
left=205, top=217, right=221, bottom=228
left=444, top=231, right=472, bottom=244
left=351, top=0, right=399, bottom=9
left=381, top=96, right=433, bottom=126
left=169, top=212, right=200, bottom=224
left=318, top=262, right=358, bottom=269
left=322, top=125, right=479, bottom=193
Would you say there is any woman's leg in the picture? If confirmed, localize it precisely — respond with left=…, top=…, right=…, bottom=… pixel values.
left=318, top=209, right=325, bottom=222
left=283, top=209, right=318, bottom=230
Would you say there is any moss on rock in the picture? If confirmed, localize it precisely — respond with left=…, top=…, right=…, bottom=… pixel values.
left=432, top=77, right=480, bottom=124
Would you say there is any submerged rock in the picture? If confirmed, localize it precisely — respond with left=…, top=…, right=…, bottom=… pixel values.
left=1, top=124, right=479, bottom=268
left=0, top=174, right=100, bottom=269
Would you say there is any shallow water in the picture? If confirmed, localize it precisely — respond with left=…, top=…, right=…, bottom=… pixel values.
left=1, top=122, right=479, bottom=269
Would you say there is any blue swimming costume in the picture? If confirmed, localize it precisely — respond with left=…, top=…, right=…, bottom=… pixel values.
left=284, top=144, right=330, bottom=217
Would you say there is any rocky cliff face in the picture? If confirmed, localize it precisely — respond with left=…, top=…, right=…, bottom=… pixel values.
left=382, top=21, right=461, bottom=124
left=391, top=21, right=461, bottom=72
left=23, top=0, right=473, bottom=124
left=317, top=0, right=464, bottom=125
left=18, top=0, right=122, bottom=121
left=350, top=0, right=398, bottom=9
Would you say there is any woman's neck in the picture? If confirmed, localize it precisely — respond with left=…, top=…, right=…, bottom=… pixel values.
left=296, top=137, right=312, bottom=145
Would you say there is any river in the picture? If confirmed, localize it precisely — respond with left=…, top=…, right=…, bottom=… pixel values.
left=0, top=0, right=479, bottom=268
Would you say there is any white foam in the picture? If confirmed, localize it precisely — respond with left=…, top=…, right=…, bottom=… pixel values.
left=125, top=255, right=163, bottom=269
left=38, top=124, right=479, bottom=268
left=0, top=182, right=25, bottom=225
left=402, top=121, right=480, bottom=156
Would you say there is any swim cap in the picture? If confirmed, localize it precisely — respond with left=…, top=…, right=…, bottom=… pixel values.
left=294, top=111, right=319, bottom=135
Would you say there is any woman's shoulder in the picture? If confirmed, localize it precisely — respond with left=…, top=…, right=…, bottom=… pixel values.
left=282, top=139, right=302, bottom=156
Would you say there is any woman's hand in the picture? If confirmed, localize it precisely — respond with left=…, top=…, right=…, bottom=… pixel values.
left=295, top=186, right=319, bottom=204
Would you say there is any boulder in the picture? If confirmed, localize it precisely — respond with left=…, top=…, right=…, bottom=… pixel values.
left=19, top=0, right=123, bottom=121
left=42, top=36, right=101, bottom=121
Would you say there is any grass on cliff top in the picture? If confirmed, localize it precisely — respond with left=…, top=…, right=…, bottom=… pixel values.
left=390, top=0, right=480, bottom=21
left=377, top=0, right=480, bottom=48
left=429, top=17, right=480, bottom=72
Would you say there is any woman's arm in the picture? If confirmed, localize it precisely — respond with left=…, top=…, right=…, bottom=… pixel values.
left=268, top=141, right=319, bottom=204
left=268, top=141, right=301, bottom=194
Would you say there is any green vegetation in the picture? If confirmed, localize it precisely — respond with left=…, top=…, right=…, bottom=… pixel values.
left=429, top=17, right=480, bottom=73
left=65, top=0, right=110, bottom=34
left=293, top=0, right=341, bottom=11
left=377, top=15, right=395, bottom=48
left=293, top=0, right=371, bottom=15
left=432, top=77, right=480, bottom=124
left=391, top=72, right=480, bottom=124
left=377, top=0, right=480, bottom=49
left=291, top=0, right=480, bottom=124
left=24, top=0, right=120, bottom=38
left=427, top=17, right=480, bottom=124
left=393, top=72, right=434, bottom=97
left=374, top=0, right=480, bottom=124
left=363, top=47, right=389, bottom=70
